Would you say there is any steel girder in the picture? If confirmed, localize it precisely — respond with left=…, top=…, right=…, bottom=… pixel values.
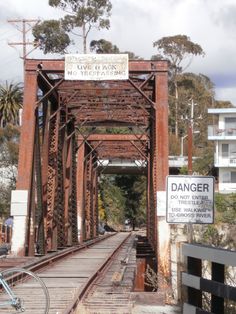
left=15, top=58, right=169, bottom=279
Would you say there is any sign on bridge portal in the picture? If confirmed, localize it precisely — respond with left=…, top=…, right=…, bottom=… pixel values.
left=65, top=54, right=129, bottom=80
left=166, top=175, right=215, bottom=224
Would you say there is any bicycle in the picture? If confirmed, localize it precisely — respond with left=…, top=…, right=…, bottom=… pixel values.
left=0, top=267, right=49, bottom=313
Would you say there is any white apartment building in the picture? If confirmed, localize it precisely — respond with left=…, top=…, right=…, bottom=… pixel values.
left=208, top=108, right=236, bottom=193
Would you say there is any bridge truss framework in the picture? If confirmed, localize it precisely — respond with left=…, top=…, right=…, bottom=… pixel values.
left=14, top=58, right=169, bottom=276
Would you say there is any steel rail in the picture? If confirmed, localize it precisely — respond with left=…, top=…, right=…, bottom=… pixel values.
left=18, top=233, right=116, bottom=273
left=62, top=232, right=132, bottom=314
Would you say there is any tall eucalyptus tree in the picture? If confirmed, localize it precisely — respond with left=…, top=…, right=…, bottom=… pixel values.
left=153, top=35, right=205, bottom=137
left=33, top=0, right=112, bottom=54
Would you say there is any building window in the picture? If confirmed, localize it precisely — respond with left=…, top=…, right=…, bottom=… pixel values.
left=222, top=171, right=236, bottom=183
left=230, top=143, right=236, bottom=158
left=222, top=172, right=230, bottom=183
left=225, top=117, right=236, bottom=128
left=231, top=172, right=236, bottom=183
left=222, top=144, right=229, bottom=158
left=225, top=117, right=236, bottom=135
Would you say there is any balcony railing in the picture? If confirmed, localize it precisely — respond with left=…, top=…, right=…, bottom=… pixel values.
left=218, top=182, right=236, bottom=193
left=214, top=154, right=236, bottom=167
left=208, top=125, right=236, bottom=137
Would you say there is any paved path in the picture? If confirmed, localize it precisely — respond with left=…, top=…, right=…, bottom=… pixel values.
left=131, top=292, right=181, bottom=314
left=132, top=304, right=181, bottom=314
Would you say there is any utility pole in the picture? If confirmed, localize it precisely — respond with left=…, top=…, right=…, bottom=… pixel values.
left=7, top=19, right=40, bottom=63
left=182, top=99, right=200, bottom=175
left=187, top=100, right=195, bottom=175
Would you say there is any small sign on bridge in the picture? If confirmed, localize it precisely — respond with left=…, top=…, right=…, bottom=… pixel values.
left=65, top=54, right=129, bottom=81
left=166, top=175, right=215, bottom=224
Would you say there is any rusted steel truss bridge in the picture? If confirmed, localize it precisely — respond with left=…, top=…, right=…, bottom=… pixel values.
left=14, top=59, right=169, bottom=274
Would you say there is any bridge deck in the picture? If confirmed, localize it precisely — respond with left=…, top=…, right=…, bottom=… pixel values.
left=0, top=233, right=181, bottom=313
left=38, top=232, right=129, bottom=313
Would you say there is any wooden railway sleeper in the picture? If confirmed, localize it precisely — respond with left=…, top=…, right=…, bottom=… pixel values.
left=111, top=234, right=136, bottom=286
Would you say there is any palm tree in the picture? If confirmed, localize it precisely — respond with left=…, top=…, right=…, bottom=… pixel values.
left=0, top=81, right=23, bottom=127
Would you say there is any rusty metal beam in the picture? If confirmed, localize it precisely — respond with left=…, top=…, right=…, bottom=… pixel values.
left=77, top=134, right=148, bottom=141
left=154, top=71, right=170, bottom=279
left=25, top=59, right=168, bottom=73
left=128, top=78, right=155, bottom=108
left=76, top=141, right=85, bottom=243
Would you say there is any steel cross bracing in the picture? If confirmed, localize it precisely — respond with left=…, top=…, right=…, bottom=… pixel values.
left=15, top=59, right=169, bottom=278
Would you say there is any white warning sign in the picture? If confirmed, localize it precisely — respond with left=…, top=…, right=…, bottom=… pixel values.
left=166, top=175, right=214, bottom=224
left=65, top=54, right=129, bottom=80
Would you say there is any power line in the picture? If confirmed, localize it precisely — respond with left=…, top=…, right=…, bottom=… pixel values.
left=7, top=19, right=40, bottom=62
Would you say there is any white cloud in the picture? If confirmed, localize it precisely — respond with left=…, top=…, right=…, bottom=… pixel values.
left=0, top=0, right=236, bottom=105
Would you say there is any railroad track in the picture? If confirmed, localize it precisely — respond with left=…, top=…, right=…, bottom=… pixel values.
left=0, top=232, right=136, bottom=313
left=77, top=233, right=137, bottom=314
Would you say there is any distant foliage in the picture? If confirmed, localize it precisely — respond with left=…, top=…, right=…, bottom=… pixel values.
left=0, top=124, right=20, bottom=187
left=90, top=39, right=119, bottom=53
left=153, top=34, right=205, bottom=139
left=99, top=174, right=146, bottom=229
left=195, top=193, right=236, bottom=250
left=215, top=193, right=236, bottom=224
left=192, top=145, right=215, bottom=175
left=0, top=184, right=11, bottom=218
left=99, top=175, right=126, bottom=228
left=0, top=124, right=20, bottom=218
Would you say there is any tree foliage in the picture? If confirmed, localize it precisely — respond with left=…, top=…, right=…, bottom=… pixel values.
left=114, top=175, right=145, bottom=225
left=192, top=145, right=215, bottom=175
left=99, top=175, right=126, bottom=228
left=153, top=35, right=205, bottom=138
left=215, top=193, right=236, bottom=224
left=153, top=34, right=205, bottom=75
left=89, top=38, right=143, bottom=60
left=168, top=72, right=215, bottom=157
left=90, top=38, right=119, bottom=53
left=33, top=20, right=70, bottom=54
left=0, top=124, right=20, bottom=218
left=0, top=124, right=20, bottom=187
left=0, top=185, right=11, bottom=218
left=0, top=82, right=23, bottom=127
left=99, top=174, right=146, bottom=229
left=33, top=0, right=112, bottom=54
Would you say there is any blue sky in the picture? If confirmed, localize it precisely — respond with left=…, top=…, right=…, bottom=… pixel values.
left=1, top=0, right=236, bottom=105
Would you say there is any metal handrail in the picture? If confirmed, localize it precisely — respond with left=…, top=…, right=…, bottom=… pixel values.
left=182, top=243, right=236, bottom=314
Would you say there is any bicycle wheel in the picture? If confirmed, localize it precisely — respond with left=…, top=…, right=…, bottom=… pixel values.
left=0, top=267, right=49, bottom=313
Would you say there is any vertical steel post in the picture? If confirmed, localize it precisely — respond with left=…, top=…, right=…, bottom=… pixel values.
left=187, top=256, right=202, bottom=308
left=93, top=169, right=98, bottom=237
left=187, top=121, right=193, bottom=175
left=146, top=152, right=151, bottom=241
left=77, top=141, right=85, bottom=243
left=88, top=153, right=93, bottom=239
left=154, top=70, right=170, bottom=278
left=34, top=111, right=45, bottom=255
left=56, top=113, right=66, bottom=248
left=211, top=262, right=224, bottom=314
left=46, top=111, right=60, bottom=251
left=41, top=101, right=50, bottom=254
left=70, top=133, right=78, bottom=245
left=65, top=135, right=72, bottom=245
left=13, top=66, right=38, bottom=256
